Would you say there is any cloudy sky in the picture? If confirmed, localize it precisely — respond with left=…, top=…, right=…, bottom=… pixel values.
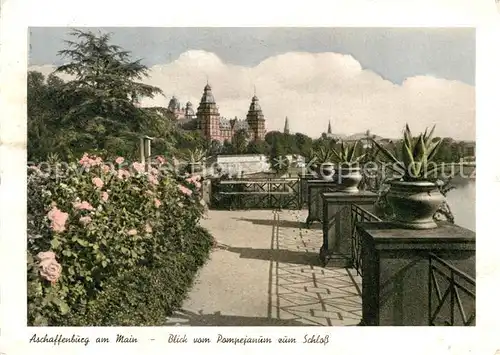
left=29, top=27, right=475, bottom=140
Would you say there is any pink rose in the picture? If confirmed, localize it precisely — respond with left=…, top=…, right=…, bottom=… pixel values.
left=101, top=191, right=109, bottom=202
left=154, top=198, right=161, bottom=208
left=38, top=257, right=62, bottom=284
left=127, top=229, right=137, bottom=236
left=155, top=156, right=166, bottom=164
left=73, top=201, right=94, bottom=210
left=148, top=174, right=159, bottom=185
left=149, top=167, right=159, bottom=175
left=92, top=177, right=104, bottom=188
left=78, top=153, right=102, bottom=168
left=47, top=206, right=69, bottom=233
left=132, top=162, right=145, bottom=173
left=36, top=251, right=56, bottom=262
left=115, top=157, right=125, bottom=165
left=101, top=165, right=111, bottom=174
left=117, top=169, right=130, bottom=180
left=178, top=184, right=193, bottom=196
left=79, top=216, right=92, bottom=226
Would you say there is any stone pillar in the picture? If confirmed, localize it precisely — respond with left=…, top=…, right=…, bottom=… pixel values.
left=298, top=173, right=316, bottom=208
left=357, top=222, right=475, bottom=326
left=305, top=180, right=337, bottom=227
left=320, top=191, right=378, bottom=266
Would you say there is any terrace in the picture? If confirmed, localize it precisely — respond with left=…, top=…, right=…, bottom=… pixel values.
left=168, top=176, right=475, bottom=326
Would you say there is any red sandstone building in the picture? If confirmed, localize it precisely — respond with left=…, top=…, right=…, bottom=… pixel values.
left=167, top=84, right=266, bottom=142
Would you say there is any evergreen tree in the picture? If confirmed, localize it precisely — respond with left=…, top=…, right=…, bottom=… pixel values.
left=51, top=29, right=164, bottom=158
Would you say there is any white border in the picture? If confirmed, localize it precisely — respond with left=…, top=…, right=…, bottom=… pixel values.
left=2, top=0, right=499, bottom=354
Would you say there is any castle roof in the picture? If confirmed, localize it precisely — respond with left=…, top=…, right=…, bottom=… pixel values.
left=168, top=96, right=180, bottom=111
left=247, top=95, right=264, bottom=121
left=232, top=118, right=250, bottom=131
left=201, top=84, right=216, bottom=104
left=185, top=101, right=195, bottom=116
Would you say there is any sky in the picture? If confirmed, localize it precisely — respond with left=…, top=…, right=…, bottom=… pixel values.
left=29, top=27, right=476, bottom=140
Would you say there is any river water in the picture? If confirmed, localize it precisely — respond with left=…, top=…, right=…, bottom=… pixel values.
left=446, top=179, right=476, bottom=232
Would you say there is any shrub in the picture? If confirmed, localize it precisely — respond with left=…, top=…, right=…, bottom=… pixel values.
left=27, top=154, right=214, bottom=326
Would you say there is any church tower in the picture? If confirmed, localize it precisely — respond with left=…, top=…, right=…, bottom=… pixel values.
left=284, top=116, right=290, bottom=134
left=327, top=120, right=332, bottom=134
left=196, top=83, right=220, bottom=141
left=246, top=94, right=266, bottom=140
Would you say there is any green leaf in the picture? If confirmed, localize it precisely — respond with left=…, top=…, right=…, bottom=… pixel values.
left=62, top=249, right=72, bottom=257
left=347, top=141, right=358, bottom=162
left=51, top=238, right=61, bottom=249
left=424, top=125, right=436, bottom=147
left=402, top=141, right=415, bottom=176
left=371, top=139, right=401, bottom=166
left=427, top=138, right=443, bottom=161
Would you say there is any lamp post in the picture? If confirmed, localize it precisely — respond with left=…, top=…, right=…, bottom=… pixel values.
left=140, top=136, right=154, bottom=172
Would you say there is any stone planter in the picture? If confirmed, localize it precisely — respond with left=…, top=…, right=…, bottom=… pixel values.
left=334, top=165, right=363, bottom=193
left=386, top=180, right=445, bottom=229
left=317, top=163, right=335, bottom=181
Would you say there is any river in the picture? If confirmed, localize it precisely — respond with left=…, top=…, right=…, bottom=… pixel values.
left=446, top=178, right=475, bottom=232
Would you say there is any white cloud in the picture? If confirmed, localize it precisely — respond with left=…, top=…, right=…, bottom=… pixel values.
left=29, top=50, right=475, bottom=140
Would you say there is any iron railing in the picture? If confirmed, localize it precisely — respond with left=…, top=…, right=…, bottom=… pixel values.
left=350, top=204, right=382, bottom=276
left=211, top=178, right=301, bottom=210
left=428, top=252, right=476, bottom=326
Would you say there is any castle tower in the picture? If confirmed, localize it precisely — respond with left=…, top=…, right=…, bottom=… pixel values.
left=246, top=94, right=266, bottom=140
left=184, top=101, right=196, bottom=120
left=196, top=83, right=220, bottom=141
left=167, top=96, right=182, bottom=119
left=284, top=116, right=290, bottom=134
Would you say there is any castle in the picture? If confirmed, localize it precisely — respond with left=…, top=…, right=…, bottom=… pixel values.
left=167, top=84, right=266, bottom=143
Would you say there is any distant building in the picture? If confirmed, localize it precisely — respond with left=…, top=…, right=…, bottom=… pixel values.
left=168, top=83, right=267, bottom=143
left=206, top=154, right=271, bottom=176
left=283, top=116, right=290, bottom=134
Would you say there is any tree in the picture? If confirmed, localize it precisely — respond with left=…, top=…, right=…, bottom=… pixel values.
left=28, top=71, right=69, bottom=161
left=208, top=139, right=223, bottom=157
left=246, top=140, right=270, bottom=155
left=222, top=140, right=234, bottom=154
left=295, top=133, right=313, bottom=158
left=50, top=29, right=164, bottom=158
left=269, top=138, right=290, bottom=176
left=232, top=129, right=249, bottom=154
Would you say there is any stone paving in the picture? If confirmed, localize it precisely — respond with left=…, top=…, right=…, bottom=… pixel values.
left=166, top=209, right=362, bottom=326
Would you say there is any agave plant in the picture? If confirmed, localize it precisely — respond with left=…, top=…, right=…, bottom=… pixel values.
left=372, top=124, right=443, bottom=181
left=311, top=147, right=336, bottom=164
left=332, top=140, right=366, bottom=164
left=185, top=147, right=209, bottom=164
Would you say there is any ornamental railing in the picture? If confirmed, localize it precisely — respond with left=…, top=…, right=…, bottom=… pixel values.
left=350, top=204, right=382, bottom=276
left=428, top=252, right=476, bottom=326
left=211, top=178, right=301, bottom=210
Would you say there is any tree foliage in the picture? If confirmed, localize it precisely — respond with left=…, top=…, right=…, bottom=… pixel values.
left=28, top=29, right=175, bottom=162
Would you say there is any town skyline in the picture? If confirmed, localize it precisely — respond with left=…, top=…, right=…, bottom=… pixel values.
left=29, top=27, right=475, bottom=140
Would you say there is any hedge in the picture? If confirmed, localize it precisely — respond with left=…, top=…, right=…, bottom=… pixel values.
left=27, top=154, right=214, bottom=326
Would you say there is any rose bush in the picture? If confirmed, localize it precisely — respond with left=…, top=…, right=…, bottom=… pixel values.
left=27, top=154, right=214, bottom=326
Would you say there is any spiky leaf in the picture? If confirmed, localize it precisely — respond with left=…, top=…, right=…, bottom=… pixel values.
left=402, top=140, right=417, bottom=177
left=371, top=139, right=404, bottom=168
left=424, top=124, right=436, bottom=147
left=347, top=141, right=358, bottom=162
left=427, top=138, right=443, bottom=162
